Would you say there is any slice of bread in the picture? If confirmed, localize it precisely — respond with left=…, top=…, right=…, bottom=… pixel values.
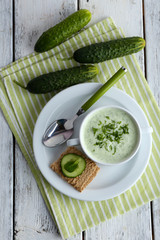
left=50, top=146, right=100, bottom=192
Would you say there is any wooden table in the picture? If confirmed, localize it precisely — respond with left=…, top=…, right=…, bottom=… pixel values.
left=0, top=0, right=160, bottom=239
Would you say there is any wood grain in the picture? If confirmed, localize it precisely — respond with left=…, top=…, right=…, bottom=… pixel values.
left=14, top=0, right=81, bottom=239
left=84, top=204, right=152, bottom=240
left=143, top=0, right=160, bottom=106
left=144, top=0, right=160, bottom=239
left=0, top=0, right=159, bottom=239
left=0, top=0, right=13, bottom=240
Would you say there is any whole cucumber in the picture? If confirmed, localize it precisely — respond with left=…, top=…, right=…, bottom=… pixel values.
left=34, top=9, right=91, bottom=52
left=73, top=37, right=145, bottom=63
left=17, top=65, right=98, bottom=94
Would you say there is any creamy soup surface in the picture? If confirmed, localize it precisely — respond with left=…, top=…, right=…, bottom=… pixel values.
left=81, top=108, right=139, bottom=164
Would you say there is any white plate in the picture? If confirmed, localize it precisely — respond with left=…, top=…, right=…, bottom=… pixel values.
left=33, top=83, right=152, bottom=201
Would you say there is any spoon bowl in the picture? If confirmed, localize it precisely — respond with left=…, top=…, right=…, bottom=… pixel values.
left=42, top=119, right=74, bottom=147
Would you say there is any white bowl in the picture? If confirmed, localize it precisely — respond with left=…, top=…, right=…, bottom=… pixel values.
left=77, top=106, right=151, bottom=165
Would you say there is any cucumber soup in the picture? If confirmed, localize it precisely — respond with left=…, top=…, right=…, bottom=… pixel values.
left=81, top=107, right=139, bottom=164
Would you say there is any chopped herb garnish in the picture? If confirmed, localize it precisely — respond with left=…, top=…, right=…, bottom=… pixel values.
left=92, top=117, right=129, bottom=155
left=94, top=141, right=104, bottom=148
left=92, top=127, right=98, bottom=135
left=97, top=133, right=104, bottom=141
left=109, top=145, right=113, bottom=150
left=112, top=146, right=116, bottom=155
left=98, top=120, right=102, bottom=125
left=105, top=145, right=109, bottom=151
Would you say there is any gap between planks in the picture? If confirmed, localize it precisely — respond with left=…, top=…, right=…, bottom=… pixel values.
left=12, top=0, right=16, bottom=239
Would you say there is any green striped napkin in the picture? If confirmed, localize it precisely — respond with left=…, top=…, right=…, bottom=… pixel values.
left=0, top=17, right=160, bottom=239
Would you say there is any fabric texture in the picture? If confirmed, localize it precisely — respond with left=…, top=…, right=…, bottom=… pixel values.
left=0, top=17, right=160, bottom=239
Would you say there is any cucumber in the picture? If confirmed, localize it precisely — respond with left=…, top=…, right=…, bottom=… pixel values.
left=73, top=37, right=145, bottom=63
left=61, top=153, right=86, bottom=178
left=14, top=65, right=98, bottom=94
left=34, top=9, right=91, bottom=52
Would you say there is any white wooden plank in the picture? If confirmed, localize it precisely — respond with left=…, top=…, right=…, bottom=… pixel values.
left=144, top=0, right=160, bottom=106
left=0, top=0, right=13, bottom=67
left=85, top=204, right=152, bottom=240
left=0, top=0, right=13, bottom=240
left=14, top=0, right=81, bottom=239
left=144, top=0, right=160, bottom=239
left=0, top=112, right=13, bottom=240
left=79, top=0, right=152, bottom=239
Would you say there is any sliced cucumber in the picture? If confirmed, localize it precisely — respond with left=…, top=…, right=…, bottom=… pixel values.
left=61, top=153, right=86, bottom=178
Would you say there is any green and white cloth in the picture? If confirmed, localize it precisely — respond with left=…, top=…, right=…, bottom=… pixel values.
left=0, top=17, right=160, bottom=239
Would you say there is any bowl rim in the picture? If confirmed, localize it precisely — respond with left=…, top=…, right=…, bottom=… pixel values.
left=79, top=105, right=142, bottom=166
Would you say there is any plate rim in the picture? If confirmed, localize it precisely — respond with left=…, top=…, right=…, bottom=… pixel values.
left=33, top=83, right=152, bottom=201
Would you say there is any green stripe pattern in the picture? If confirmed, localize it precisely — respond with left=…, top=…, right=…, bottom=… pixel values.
left=0, top=17, right=160, bottom=239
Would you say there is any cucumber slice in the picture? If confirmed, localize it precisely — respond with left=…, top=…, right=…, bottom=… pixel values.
left=61, top=153, right=86, bottom=178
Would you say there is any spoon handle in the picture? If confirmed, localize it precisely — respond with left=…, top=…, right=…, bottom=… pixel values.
left=81, top=66, right=127, bottom=112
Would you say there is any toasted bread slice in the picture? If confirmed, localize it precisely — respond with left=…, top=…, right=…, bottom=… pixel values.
left=50, top=146, right=100, bottom=192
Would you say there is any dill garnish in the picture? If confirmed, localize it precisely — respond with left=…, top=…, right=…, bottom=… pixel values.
left=92, top=117, right=129, bottom=155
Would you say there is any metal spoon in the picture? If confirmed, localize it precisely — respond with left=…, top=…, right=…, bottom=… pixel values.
left=42, top=66, right=127, bottom=147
